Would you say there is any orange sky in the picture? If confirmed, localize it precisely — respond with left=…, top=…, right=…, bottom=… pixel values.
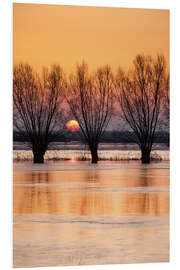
left=13, top=3, right=169, bottom=73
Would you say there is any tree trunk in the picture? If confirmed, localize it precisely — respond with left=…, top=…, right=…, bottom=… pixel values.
left=90, top=146, right=98, bottom=164
left=32, top=145, right=46, bottom=164
left=141, top=147, right=151, bottom=164
left=33, top=151, right=45, bottom=163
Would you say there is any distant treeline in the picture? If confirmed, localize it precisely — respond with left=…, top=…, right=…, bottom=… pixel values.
left=13, top=130, right=169, bottom=145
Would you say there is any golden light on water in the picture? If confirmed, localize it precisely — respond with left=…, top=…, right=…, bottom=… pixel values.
left=66, top=120, right=80, bottom=131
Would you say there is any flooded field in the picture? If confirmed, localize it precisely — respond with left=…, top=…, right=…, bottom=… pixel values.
left=13, top=160, right=169, bottom=268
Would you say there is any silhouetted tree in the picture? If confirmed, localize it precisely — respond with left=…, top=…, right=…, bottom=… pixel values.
left=115, top=54, right=168, bottom=163
left=66, top=62, right=114, bottom=163
left=163, top=73, right=170, bottom=122
left=13, top=63, right=66, bottom=163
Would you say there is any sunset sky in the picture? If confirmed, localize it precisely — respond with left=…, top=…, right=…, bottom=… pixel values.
left=13, top=3, right=169, bottom=73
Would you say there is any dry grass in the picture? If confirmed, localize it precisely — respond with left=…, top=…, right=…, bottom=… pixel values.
left=13, top=149, right=169, bottom=162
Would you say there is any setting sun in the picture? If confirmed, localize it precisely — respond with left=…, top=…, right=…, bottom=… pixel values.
left=66, top=120, right=80, bottom=131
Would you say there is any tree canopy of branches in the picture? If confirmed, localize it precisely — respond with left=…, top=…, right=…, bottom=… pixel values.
left=66, top=62, right=114, bottom=163
left=115, top=54, right=168, bottom=163
left=13, top=63, right=65, bottom=163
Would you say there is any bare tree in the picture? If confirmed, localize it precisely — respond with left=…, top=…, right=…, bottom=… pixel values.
left=115, top=54, right=168, bottom=163
left=163, top=73, right=170, bottom=123
left=13, top=63, right=66, bottom=163
left=66, top=62, right=114, bottom=163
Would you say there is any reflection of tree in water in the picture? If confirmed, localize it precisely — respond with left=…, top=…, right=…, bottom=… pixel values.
left=77, top=169, right=116, bottom=216
left=31, top=171, right=49, bottom=183
left=137, top=169, right=154, bottom=215
left=86, top=170, right=100, bottom=183
left=14, top=169, right=169, bottom=217
left=74, top=169, right=169, bottom=216
left=31, top=172, right=55, bottom=215
left=125, top=168, right=169, bottom=216
left=14, top=171, right=57, bottom=215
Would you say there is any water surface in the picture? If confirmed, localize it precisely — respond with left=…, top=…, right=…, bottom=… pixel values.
left=13, top=161, right=169, bottom=267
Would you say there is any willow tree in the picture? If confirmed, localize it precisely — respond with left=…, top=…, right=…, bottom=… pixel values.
left=66, top=62, right=114, bottom=163
left=163, top=73, right=170, bottom=123
left=13, top=63, right=65, bottom=163
left=115, top=54, right=168, bottom=163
